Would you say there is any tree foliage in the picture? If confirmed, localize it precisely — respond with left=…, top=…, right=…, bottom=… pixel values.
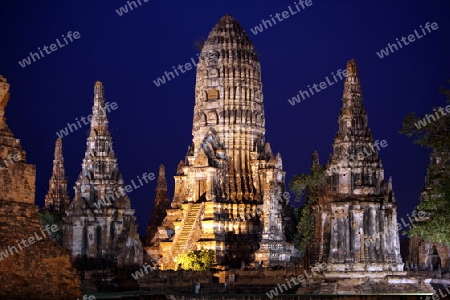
left=177, top=249, right=215, bottom=271
left=400, top=84, right=450, bottom=244
left=39, top=209, right=63, bottom=245
left=289, top=159, right=326, bottom=253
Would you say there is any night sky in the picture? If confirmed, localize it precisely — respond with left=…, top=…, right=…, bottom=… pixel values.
left=0, top=1, right=449, bottom=238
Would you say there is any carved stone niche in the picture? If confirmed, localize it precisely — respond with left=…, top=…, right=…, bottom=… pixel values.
left=209, top=68, right=219, bottom=78
left=194, top=147, right=209, bottom=167
left=206, top=88, right=219, bottom=101
left=207, top=111, right=218, bottom=125
left=254, top=89, right=262, bottom=103
left=255, top=114, right=262, bottom=126
left=194, top=112, right=206, bottom=126
left=202, top=49, right=219, bottom=61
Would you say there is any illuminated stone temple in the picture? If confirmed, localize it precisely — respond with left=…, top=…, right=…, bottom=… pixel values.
left=150, top=15, right=299, bottom=269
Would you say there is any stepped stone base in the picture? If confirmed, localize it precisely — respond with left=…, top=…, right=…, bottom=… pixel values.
left=325, top=262, right=406, bottom=278
left=298, top=272, right=434, bottom=295
left=255, top=238, right=301, bottom=268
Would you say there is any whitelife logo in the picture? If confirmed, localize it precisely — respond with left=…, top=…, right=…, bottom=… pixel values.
left=250, top=0, right=313, bottom=35
left=18, top=31, right=81, bottom=68
left=376, top=22, right=438, bottom=59
left=326, top=140, right=388, bottom=175
left=0, top=225, right=59, bottom=261
left=266, top=263, right=327, bottom=298
left=0, top=153, right=21, bottom=171
left=413, top=104, right=450, bottom=129
left=115, top=0, right=149, bottom=16
left=93, top=172, right=155, bottom=209
left=152, top=50, right=219, bottom=87
left=55, top=102, right=118, bottom=138
left=288, top=68, right=348, bottom=106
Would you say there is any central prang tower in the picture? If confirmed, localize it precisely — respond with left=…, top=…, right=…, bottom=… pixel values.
left=154, top=15, right=298, bottom=269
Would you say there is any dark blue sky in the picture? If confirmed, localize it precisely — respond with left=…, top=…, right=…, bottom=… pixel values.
left=0, top=0, right=449, bottom=237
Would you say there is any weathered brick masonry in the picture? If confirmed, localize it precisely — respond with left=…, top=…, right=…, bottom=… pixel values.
left=0, top=75, right=81, bottom=299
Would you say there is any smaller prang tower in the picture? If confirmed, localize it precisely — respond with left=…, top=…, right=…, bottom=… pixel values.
left=63, top=81, right=143, bottom=269
left=408, top=151, right=450, bottom=271
left=144, top=164, right=170, bottom=263
left=146, top=164, right=170, bottom=247
left=44, top=137, right=70, bottom=213
left=313, top=59, right=403, bottom=276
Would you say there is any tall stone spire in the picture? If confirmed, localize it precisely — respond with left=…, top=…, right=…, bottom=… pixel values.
left=327, top=59, right=385, bottom=196
left=90, top=81, right=109, bottom=135
left=63, top=81, right=143, bottom=269
left=44, top=137, right=70, bottom=213
left=155, top=15, right=299, bottom=269
left=313, top=59, right=403, bottom=276
left=71, top=81, right=126, bottom=209
left=146, top=164, right=170, bottom=246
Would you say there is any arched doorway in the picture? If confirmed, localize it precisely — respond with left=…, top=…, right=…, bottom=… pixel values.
left=425, top=245, right=442, bottom=271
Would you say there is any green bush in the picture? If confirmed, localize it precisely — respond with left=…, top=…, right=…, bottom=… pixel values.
left=39, top=209, right=63, bottom=245
left=177, top=249, right=215, bottom=271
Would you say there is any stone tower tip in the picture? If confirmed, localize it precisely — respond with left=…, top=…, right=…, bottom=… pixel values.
left=55, top=137, right=63, bottom=153
left=53, top=136, right=63, bottom=157
left=222, top=14, right=235, bottom=19
left=312, top=150, right=319, bottom=164
left=311, top=150, right=321, bottom=171
left=94, top=81, right=104, bottom=98
left=346, top=59, right=358, bottom=76
left=0, top=75, right=10, bottom=127
left=159, top=164, right=165, bottom=176
left=0, top=75, right=10, bottom=111
left=44, top=136, right=69, bottom=212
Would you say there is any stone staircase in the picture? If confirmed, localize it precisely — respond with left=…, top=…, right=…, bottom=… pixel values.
left=171, top=202, right=204, bottom=258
